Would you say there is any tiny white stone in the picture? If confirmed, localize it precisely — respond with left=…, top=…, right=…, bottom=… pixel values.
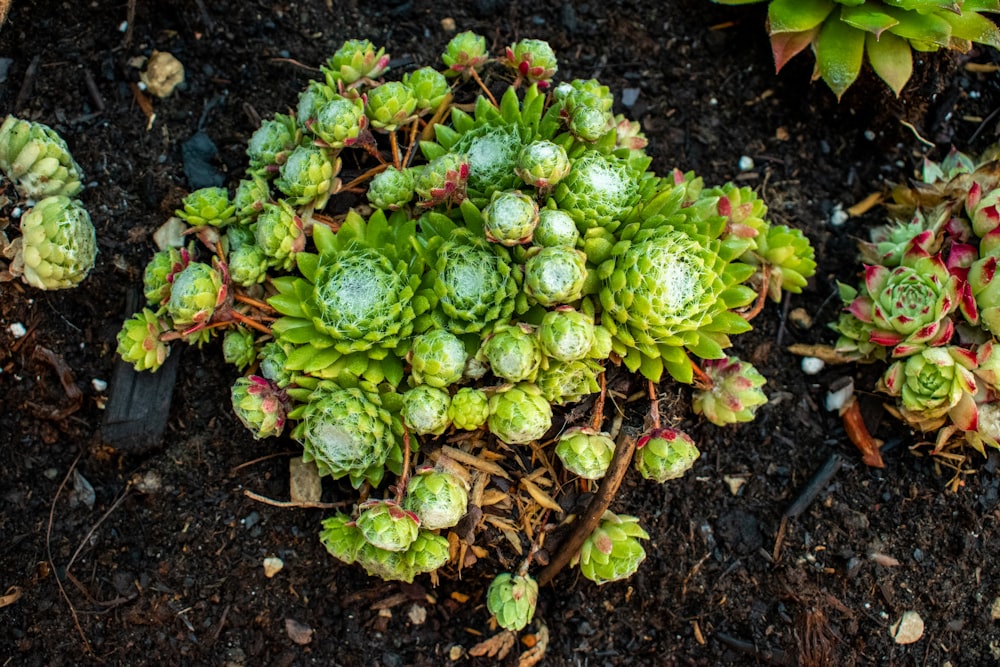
left=829, top=204, right=849, bottom=227
left=263, top=556, right=284, bottom=578
left=825, top=378, right=854, bottom=413
left=118, top=20, right=128, bottom=32
left=890, top=610, right=924, bottom=644
left=737, top=156, right=754, bottom=172
left=9, top=322, right=26, bottom=338
left=91, top=378, right=108, bottom=392
left=864, top=130, right=876, bottom=141
left=801, top=357, right=825, bottom=375
left=11, top=206, right=21, bottom=218
left=709, top=97, right=718, bottom=106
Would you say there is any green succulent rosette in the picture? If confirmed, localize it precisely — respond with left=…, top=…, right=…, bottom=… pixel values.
left=596, top=184, right=757, bottom=383
left=143, top=246, right=188, bottom=305
left=274, top=143, right=340, bottom=209
left=516, top=139, right=570, bottom=190
left=553, top=152, right=641, bottom=233
left=880, top=345, right=979, bottom=432
left=533, top=208, right=580, bottom=248
left=296, top=80, right=336, bottom=128
left=257, top=341, right=294, bottom=388
left=553, top=79, right=614, bottom=113
left=502, top=38, right=558, bottom=88
left=692, top=356, right=768, bottom=425
left=233, top=174, right=270, bottom=221
left=441, top=31, right=489, bottom=78
left=290, top=383, right=397, bottom=488
left=319, top=513, right=367, bottom=565
left=11, top=195, right=96, bottom=290
left=403, top=66, right=450, bottom=114
left=554, top=427, right=615, bottom=480
left=268, top=209, right=426, bottom=386
left=483, top=189, right=539, bottom=246
left=0, top=115, right=84, bottom=198
left=116, top=308, right=171, bottom=372
left=354, top=530, right=450, bottom=583
left=309, top=94, right=367, bottom=149
left=482, top=323, right=542, bottom=384
left=572, top=511, right=649, bottom=586
left=222, top=327, right=257, bottom=370
left=227, top=243, right=269, bottom=287
left=487, top=383, right=552, bottom=445
left=246, top=113, right=298, bottom=174
left=165, top=261, right=223, bottom=334
left=635, top=427, right=700, bottom=483
left=254, top=199, right=305, bottom=271
left=447, top=387, right=490, bottom=430
left=355, top=500, right=421, bottom=552
left=487, top=572, right=539, bottom=632
left=402, top=467, right=469, bottom=531
left=524, top=245, right=588, bottom=306
left=414, top=153, right=470, bottom=208
left=321, top=38, right=389, bottom=88
left=367, top=165, right=415, bottom=210
left=401, top=385, right=452, bottom=436
left=969, top=254, right=1000, bottom=336
left=365, top=81, right=418, bottom=133
left=409, top=329, right=468, bottom=388
left=535, top=358, right=603, bottom=405
left=538, top=307, right=596, bottom=362
left=562, top=91, right=614, bottom=143
left=175, top=186, right=237, bottom=228
left=703, top=182, right=769, bottom=244
left=745, top=223, right=817, bottom=302
left=231, top=375, right=289, bottom=440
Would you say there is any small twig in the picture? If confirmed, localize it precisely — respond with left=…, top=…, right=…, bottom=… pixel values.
left=518, top=510, right=551, bottom=576
left=469, top=68, right=498, bottom=107
left=537, top=433, right=638, bottom=586
left=402, top=118, right=421, bottom=168
left=230, top=310, right=273, bottom=336
left=591, top=371, right=607, bottom=431
left=266, top=57, right=322, bottom=72
left=123, top=0, right=136, bottom=48
left=647, top=379, right=661, bottom=430
left=841, top=397, right=884, bottom=468
left=389, top=130, right=401, bottom=170
left=233, top=293, right=275, bottom=313
left=243, top=489, right=345, bottom=509
left=65, top=489, right=132, bottom=577
left=81, top=67, right=105, bottom=112
left=229, top=451, right=299, bottom=474
left=341, top=163, right=390, bottom=192
left=690, top=358, right=714, bottom=390
left=741, top=265, right=771, bottom=321
left=395, top=424, right=413, bottom=503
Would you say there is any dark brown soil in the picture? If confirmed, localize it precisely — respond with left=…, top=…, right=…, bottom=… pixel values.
left=3, top=1, right=1000, bottom=665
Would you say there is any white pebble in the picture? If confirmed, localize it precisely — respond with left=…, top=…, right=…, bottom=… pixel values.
left=829, top=204, right=849, bottom=227
left=890, top=611, right=924, bottom=644
left=118, top=20, right=128, bottom=32
left=8, top=322, right=26, bottom=338
left=91, top=378, right=108, bottom=392
left=864, top=129, right=876, bottom=141
left=825, top=378, right=854, bottom=413
left=737, top=156, right=754, bottom=172
left=263, top=556, right=284, bottom=578
left=801, top=357, right=825, bottom=375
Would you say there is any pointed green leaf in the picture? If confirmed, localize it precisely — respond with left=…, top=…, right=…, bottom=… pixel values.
left=768, top=0, right=836, bottom=34
left=313, top=221, right=336, bottom=256
left=451, top=107, right=474, bottom=133
left=686, top=331, right=726, bottom=360
left=816, top=8, right=865, bottom=99
left=268, top=293, right=307, bottom=318
left=420, top=139, right=448, bottom=161
left=499, top=85, right=521, bottom=123
left=841, top=5, right=898, bottom=36
left=661, top=346, right=694, bottom=384
left=432, top=124, right=461, bottom=149
left=770, top=27, right=820, bottom=72
left=296, top=252, right=319, bottom=283
left=884, top=7, right=952, bottom=47
left=942, top=9, right=1000, bottom=48
left=866, top=31, right=913, bottom=96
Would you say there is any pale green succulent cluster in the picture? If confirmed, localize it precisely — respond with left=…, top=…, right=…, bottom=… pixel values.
left=120, top=35, right=815, bottom=604
left=713, top=0, right=1000, bottom=99
left=0, top=116, right=97, bottom=290
left=831, top=147, right=1000, bottom=456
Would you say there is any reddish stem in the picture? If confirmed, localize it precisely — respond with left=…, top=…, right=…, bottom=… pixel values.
left=233, top=293, right=274, bottom=312
left=591, top=370, right=607, bottom=431
left=230, top=310, right=272, bottom=336
left=740, top=264, right=771, bottom=322
left=648, top=379, right=661, bottom=430
left=841, top=396, right=884, bottom=468
left=469, top=68, right=498, bottom=107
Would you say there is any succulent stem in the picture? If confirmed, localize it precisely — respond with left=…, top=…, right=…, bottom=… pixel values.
left=395, top=423, right=413, bottom=503
left=340, top=163, right=390, bottom=192
left=469, top=68, right=498, bottom=107
left=740, top=264, right=771, bottom=321
left=402, top=118, right=420, bottom=168
left=690, top=358, right=715, bottom=391
left=229, top=309, right=273, bottom=336
left=389, top=130, right=401, bottom=170
left=233, top=293, right=276, bottom=313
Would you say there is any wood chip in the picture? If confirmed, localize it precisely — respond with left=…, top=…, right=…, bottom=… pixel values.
left=786, top=343, right=853, bottom=365
left=519, top=477, right=563, bottom=513
left=847, top=191, right=883, bottom=217
left=0, top=586, right=22, bottom=609
left=469, top=630, right=516, bottom=659
left=440, top=446, right=510, bottom=479
left=518, top=622, right=548, bottom=667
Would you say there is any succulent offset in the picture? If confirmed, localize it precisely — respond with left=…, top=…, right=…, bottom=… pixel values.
left=118, top=35, right=816, bottom=625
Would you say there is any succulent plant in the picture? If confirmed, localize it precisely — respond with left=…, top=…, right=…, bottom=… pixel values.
left=482, top=323, right=542, bottom=383
left=319, top=513, right=368, bottom=565
left=441, top=31, right=489, bottom=78
left=482, top=189, right=539, bottom=246
left=746, top=224, right=817, bottom=301
left=257, top=341, right=294, bottom=388
left=354, top=530, right=450, bottom=583
left=712, top=0, right=1000, bottom=98
left=414, top=153, right=470, bottom=208
left=116, top=308, right=171, bottom=372
left=321, top=39, right=390, bottom=88
left=447, top=387, right=490, bottom=430
left=635, top=427, right=700, bottom=483
left=166, top=261, right=224, bottom=334
left=246, top=113, right=298, bottom=174
left=487, top=382, right=552, bottom=445
left=880, top=346, right=979, bottom=432
left=0, top=115, right=84, bottom=198
left=692, top=356, right=768, bottom=425
left=175, top=186, right=237, bottom=228
left=535, top=358, right=604, bottom=405
left=275, top=143, right=340, bottom=209
left=402, top=467, right=469, bottom=530
left=533, top=208, right=580, bottom=248
left=501, top=38, right=558, bottom=88
left=572, top=511, right=649, bottom=585
left=366, top=165, right=415, bottom=210
left=365, top=81, right=418, bottom=132
left=404, top=67, right=450, bottom=114
left=7, top=195, right=96, bottom=290
left=231, top=375, right=289, bottom=439
left=523, top=246, right=588, bottom=306
left=254, top=199, right=305, bottom=271
left=296, top=80, right=337, bottom=128
left=292, top=384, right=397, bottom=488
left=222, top=327, right=257, bottom=370
left=555, top=427, right=616, bottom=479
left=538, top=307, right=596, bottom=362
left=487, top=572, right=539, bottom=632
left=401, top=385, right=452, bottom=436
left=309, top=94, right=367, bottom=148
left=561, top=90, right=614, bottom=142
left=227, top=243, right=269, bottom=287
left=356, top=499, right=421, bottom=552
left=233, top=175, right=270, bottom=221
left=553, top=152, right=641, bottom=232
left=143, top=246, right=189, bottom=305
left=409, top=329, right=468, bottom=388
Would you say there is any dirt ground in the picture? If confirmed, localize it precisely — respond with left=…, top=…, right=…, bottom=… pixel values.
left=3, top=1, right=1000, bottom=665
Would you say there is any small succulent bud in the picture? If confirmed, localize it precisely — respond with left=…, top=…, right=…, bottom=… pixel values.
left=0, top=115, right=84, bottom=198
left=414, top=153, right=469, bottom=208
left=635, top=427, right=700, bottom=483
left=880, top=346, right=978, bottom=431
left=222, top=327, right=256, bottom=370
left=482, top=189, right=539, bottom=246
left=487, top=383, right=552, bottom=445
left=275, top=143, right=340, bottom=210
left=175, top=186, right=237, bottom=228
left=554, top=79, right=613, bottom=112
left=246, top=113, right=298, bottom=174
left=255, top=199, right=305, bottom=271
left=166, top=261, right=224, bottom=331
left=482, top=323, right=542, bottom=383
left=231, top=375, right=288, bottom=439
left=257, top=341, right=294, bottom=388
left=533, top=208, right=580, bottom=248
left=748, top=224, right=817, bottom=301
left=553, top=153, right=640, bottom=230
left=296, top=80, right=336, bottom=128
left=10, top=195, right=96, bottom=290
left=319, top=513, right=367, bottom=565
left=403, top=467, right=469, bottom=530
left=555, top=427, right=615, bottom=480
left=232, top=175, right=270, bottom=221
left=501, top=39, right=558, bottom=88
left=564, top=92, right=613, bottom=142
left=516, top=140, right=570, bottom=191
left=410, top=329, right=468, bottom=388
left=143, top=246, right=188, bottom=306
left=117, top=308, right=171, bottom=372
left=535, top=359, right=603, bottom=405
left=322, top=39, right=390, bottom=88
left=354, top=529, right=449, bottom=583
left=486, top=572, right=539, bottom=631
left=401, top=385, right=453, bottom=436
left=355, top=499, right=421, bottom=553
left=524, top=246, right=588, bottom=307
left=447, top=387, right=490, bottom=430
left=367, top=165, right=415, bottom=210
left=310, top=94, right=367, bottom=148
left=227, top=243, right=269, bottom=287
left=403, top=67, right=450, bottom=114
left=365, top=81, right=418, bottom=132
left=692, top=356, right=768, bottom=425
left=572, top=511, right=649, bottom=585
left=538, top=307, right=596, bottom=362
left=441, top=31, right=489, bottom=78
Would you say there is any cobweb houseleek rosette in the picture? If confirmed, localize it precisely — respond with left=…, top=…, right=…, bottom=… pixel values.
left=7, top=195, right=97, bottom=290
left=571, top=511, right=649, bottom=586
left=596, top=216, right=756, bottom=383
left=0, top=115, right=84, bottom=199
left=268, top=209, right=427, bottom=386
left=318, top=513, right=449, bottom=583
left=879, top=345, right=979, bottom=434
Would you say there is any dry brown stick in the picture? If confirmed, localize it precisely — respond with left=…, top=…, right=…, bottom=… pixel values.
left=537, top=433, right=638, bottom=586
left=123, top=0, right=136, bottom=48
left=243, top=489, right=345, bottom=509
